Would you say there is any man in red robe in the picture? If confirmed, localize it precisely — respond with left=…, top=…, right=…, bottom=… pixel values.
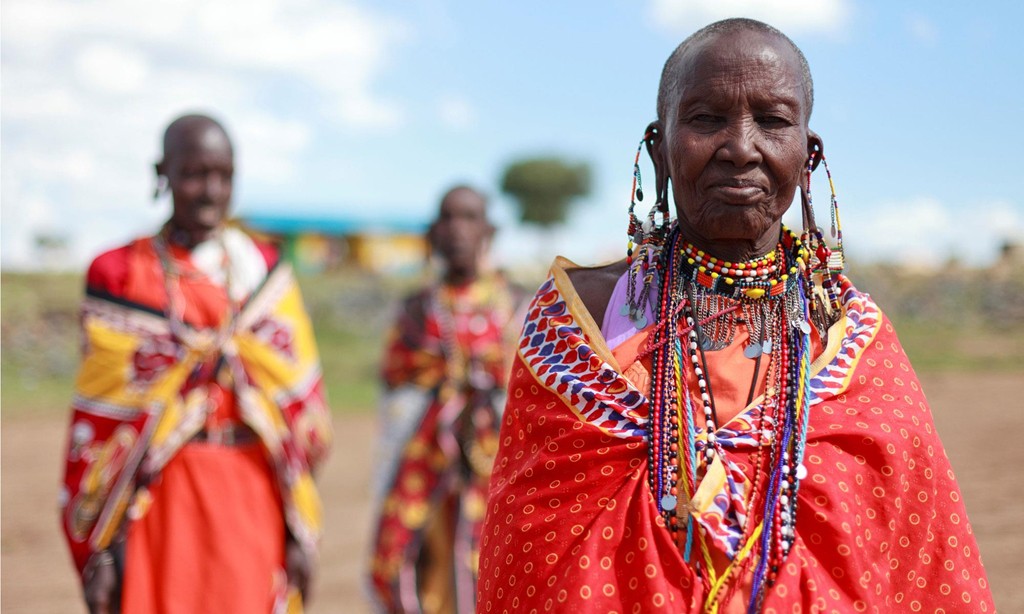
left=369, top=186, right=528, bottom=613
left=59, top=114, right=332, bottom=613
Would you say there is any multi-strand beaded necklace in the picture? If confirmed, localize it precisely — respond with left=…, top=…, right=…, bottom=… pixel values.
left=152, top=229, right=241, bottom=350
left=639, top=225, right=817, bottom=611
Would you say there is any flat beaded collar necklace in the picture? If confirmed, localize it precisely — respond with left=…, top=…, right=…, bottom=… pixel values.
left=643, top=225, right=815, bottom=611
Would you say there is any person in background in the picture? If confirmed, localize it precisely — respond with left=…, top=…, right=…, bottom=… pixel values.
left=59, top=113, right=333, bottom=613
left=476, top=19, right=994, bottom=613
left=368, top=186, right=528, bottom=613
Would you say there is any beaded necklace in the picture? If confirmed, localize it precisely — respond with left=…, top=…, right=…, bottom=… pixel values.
left=152, top=229, right=241, bottom=352
left=430, top=274, right=515, bottom=392
left=640, top=224, right=815, bottom=612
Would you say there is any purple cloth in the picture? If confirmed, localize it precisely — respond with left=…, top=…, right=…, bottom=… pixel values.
left=600, top=266, right=654, bottom=351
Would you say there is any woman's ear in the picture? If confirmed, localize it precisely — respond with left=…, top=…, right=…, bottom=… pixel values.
left=644, top=121, right=668, bottom=203
left=808, top=130, right=824, bottom=171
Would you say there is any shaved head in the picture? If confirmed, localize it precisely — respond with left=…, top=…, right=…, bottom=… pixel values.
left=437, top=185, right=488, bottom=220
left=430, top=185, right=493, bottom=284
left=656, top=18, right=814, bottom=125
left=162, top=113, right=233, bottom=161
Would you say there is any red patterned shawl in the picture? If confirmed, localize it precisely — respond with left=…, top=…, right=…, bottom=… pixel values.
left=369, top=276, right=527, bottom=613
left=477, top=258, right=994, bottom=613
left=59, top=237, right=332, bottom=578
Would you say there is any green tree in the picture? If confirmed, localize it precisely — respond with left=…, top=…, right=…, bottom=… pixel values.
left=500, top=157, right=592, bottom=227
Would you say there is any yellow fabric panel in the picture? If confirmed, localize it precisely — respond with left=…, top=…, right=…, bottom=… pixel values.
left=74, top=319, right=143, bottom=404
left=290, top=473, right=323, bottom=533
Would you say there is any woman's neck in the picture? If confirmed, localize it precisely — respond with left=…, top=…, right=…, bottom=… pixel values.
left=676, top=221, right=781, bottom=263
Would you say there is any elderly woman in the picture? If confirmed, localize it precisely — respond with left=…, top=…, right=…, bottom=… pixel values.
left=477, top=19, right=994, bottom=613
left=59, top=114, right=332, bottom=613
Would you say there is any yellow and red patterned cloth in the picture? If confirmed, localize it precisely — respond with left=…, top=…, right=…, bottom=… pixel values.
left=477, top=258, right=994, bottom=613
left=59, top=232, right=331, bottom=612
left=369, top=275, right=526, bottom=613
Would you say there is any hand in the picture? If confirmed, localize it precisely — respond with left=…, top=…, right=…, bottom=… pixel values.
left=83, top=552, right=119, bottom=614
left=285, top=536, right=314, bottom=603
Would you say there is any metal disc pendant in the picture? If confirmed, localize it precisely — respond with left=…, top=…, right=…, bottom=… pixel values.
left=762, top=339, right=773, bottom=354
left=799, top=320, right=812, bottom=334
left=699, top=333, right=714, bottom=350
left=744, top=342, right=763, bottom=359
left=619, top=302, right=631, bottom=317
left=660, top=494, right=678, bottom=511
left=633, top=314, right=648, bottom=330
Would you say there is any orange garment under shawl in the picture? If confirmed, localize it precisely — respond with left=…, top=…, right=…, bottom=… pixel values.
left=89, top=238, right=287, bottom=613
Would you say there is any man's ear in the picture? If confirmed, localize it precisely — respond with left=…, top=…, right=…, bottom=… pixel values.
left=426, top=222, right=438, bottom=252
left=644, top=121, right=668, bottom=203
left=808, top=130, right=824, bottom=171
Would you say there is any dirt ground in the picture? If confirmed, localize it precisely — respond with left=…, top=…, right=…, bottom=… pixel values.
left=2, top=372, right=1022, bottom=613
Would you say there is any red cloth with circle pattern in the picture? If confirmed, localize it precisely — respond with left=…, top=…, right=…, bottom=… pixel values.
left=477, top=271, right=994, bottom=613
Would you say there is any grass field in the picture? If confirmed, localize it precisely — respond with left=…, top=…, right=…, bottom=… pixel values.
left=4, top=265, right=1022, bottom=418
left=0, top=270, right=419, bottom=417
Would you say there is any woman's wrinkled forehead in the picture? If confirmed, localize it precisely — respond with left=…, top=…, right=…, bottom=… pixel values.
left=657, top=25, right=814, bottom=124
left=682, top=34, right=804, bottom=106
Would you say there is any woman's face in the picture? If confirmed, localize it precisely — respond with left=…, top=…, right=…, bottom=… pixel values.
left=656, top=30, right=814, bottom=258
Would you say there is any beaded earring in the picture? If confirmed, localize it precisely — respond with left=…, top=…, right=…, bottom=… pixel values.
left=153, top=175, right=169, bottom=201
left=800, top=149, right=845, bottom=329
left=623, top=130, right=672, bottom=329
left=625, top=136, right=646, bottom=269
left=820, top=153, right=845, bottom=263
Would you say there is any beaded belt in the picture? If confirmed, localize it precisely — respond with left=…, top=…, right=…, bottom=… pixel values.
left=191, top=424, right=259, bottom=446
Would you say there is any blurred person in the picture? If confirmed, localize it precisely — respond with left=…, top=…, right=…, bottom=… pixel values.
left=59, top=113, right=333, bottom=613
left=476, top=19, right=995, bottom=613
left=368, top=186, right=528, bottom=613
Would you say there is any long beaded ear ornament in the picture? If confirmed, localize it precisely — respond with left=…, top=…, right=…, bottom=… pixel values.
left=623, top=131, right=671, bottom=330
left=801, top=149, right=845, bottom=331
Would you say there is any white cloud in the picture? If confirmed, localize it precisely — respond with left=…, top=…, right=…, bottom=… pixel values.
left=333, top=95, right=405, bottom=131
left=1, top=0, right=411, bottom=269
left=231, top=112, right=313, bottom=186
left=648, top=0, right=851, bottom=35
left=437, top=95, right=478, bottom=130
left=74, top=42, right=150, bottom=94
left=841, top=196, right=1023, bottom=267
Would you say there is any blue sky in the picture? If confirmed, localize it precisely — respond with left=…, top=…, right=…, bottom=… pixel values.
left=3, top=0, right=1022, bottom=270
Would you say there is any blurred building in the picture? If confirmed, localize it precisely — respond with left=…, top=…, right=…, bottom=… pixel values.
left=239, top=211, right=429, bottom=275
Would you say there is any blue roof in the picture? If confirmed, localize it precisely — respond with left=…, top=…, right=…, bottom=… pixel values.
left=240, top=210, right=429, bottom=236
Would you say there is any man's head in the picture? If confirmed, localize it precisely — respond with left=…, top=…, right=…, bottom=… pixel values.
left=428, top=186, right=494, bottom=284
left=155, top=114, right=235, bottom=241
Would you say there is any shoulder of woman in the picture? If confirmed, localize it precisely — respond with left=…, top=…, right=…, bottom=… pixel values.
left=565, top=259, right=629, bottom=326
